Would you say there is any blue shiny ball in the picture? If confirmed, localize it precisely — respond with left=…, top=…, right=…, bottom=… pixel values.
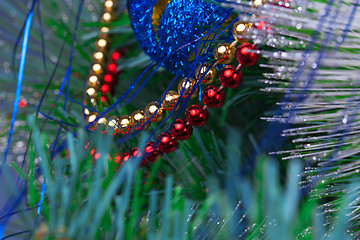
left=128, top=0, right=231, bottom=74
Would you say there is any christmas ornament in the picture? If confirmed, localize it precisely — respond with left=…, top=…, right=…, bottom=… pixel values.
left=127, top=0, right=231, bottom=73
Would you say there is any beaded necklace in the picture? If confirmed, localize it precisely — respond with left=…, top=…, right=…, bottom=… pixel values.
left=83, top=0, right=263, bottom=166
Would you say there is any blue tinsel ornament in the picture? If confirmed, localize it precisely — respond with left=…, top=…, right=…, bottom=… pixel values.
left=127, top=0, right=231, bottom=74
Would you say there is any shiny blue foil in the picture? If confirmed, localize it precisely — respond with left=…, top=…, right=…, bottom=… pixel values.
left=127, top=0, right=232, bottom=74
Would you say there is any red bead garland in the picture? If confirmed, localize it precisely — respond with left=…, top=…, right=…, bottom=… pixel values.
left=236, top=43, right=259, bottom=66
left=171, top=119, right=193, bottom=140
left=201, top=86, right=225, bottom=108
left=219, top=65, right=243, bottom=89
left=185, top=104, right=209, bottom=127
left=157, top=133, right=179, bottom=153
left=99, top=49, right=123, bottom=102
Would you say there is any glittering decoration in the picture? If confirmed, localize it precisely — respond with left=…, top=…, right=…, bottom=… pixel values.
left=128, top=0, right=231, bottom=74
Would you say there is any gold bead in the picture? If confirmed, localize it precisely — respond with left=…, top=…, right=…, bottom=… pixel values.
left=101, top=11, right=115, bottom=23
left=118, top=115, right=132, bottom=135
left=214, top=43, right=236, bottom=64
left=96, top=38, right=108, bottom=51
left=162, top=91, right=180, bottom=111
left=195, top=63, right=218, bottom=85
left=232, top=21, right=252, bottom=40
left=252, top=0, right=265, bottom=7
left=87, top=75, right=100, bottom=87
left=131, top=110, right=150, bottom=130
left=177, top=78, right=198, bottom=99
left=97, top=117, right=107, bottom=125
left=88, top=75, right=98, bottom=83
left=108, top=116, right=119, bottom=128
left=87, top=114, right=98, bottom=123
left=100, top=27, right=110, bottom=33
left=145, top=101, right=165, bottom=122
left=89, top=98, right=97, bottom=105
left=107, top=116, right=120, bottom=134
left=92, top=51, right=104, bottom=62
left=104, top=0, right=114, bottom=9
left=84, top=108, right=91, bottom=115
left=86, top=87, right=97, bottom=97
left=92, top=63, right=103, bottom=75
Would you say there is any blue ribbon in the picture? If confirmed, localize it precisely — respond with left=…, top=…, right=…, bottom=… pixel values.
left=2, top=1, right=37, bottom=172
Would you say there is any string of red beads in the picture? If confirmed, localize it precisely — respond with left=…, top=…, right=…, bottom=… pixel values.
left=100, top=49, right=124, bottom=102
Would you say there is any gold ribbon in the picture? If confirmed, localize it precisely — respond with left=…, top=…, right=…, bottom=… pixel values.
left=151, top=0, right=171, bottom=35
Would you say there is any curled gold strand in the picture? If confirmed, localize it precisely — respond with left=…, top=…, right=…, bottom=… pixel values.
left=151, top=0, right=171, bottom=35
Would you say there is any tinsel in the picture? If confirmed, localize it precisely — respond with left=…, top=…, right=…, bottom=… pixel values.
left=227, top=0, right=360, bottom=233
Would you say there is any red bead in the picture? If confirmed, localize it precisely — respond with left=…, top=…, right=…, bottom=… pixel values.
left=131, top=147, right=148, bottom=166
left=131, top=147, right=142, bottom=158
left=219, top=65, right=242, bottom=89
left=236, top=43, right=259, bottom=66
left=19, top=100, right=27, bottom=108
left=111, top=51, right=120, bottom=61
left=116, top=152, right=131, bottom=168
left=256, top=21, right=266, bottom=30
left=108, top=63, right=117, bottom=73
left=101, top=84, right=110, bottom=93
left=201, top=86, right=225, bottom=108
left=95, top=153, right=102, bottom=160
left=171, top=119, right=193, bottom=140
left=185, top=105, right=209, bottom=127
left=144, top=141, right=163, bottom=162
left=157, top=133, right=179, bottom=153
left=104, top=74, right=113, bottom=83
left=122, top=152, right=130, bottom=162
left=114, top=155, right=121, bottom=163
